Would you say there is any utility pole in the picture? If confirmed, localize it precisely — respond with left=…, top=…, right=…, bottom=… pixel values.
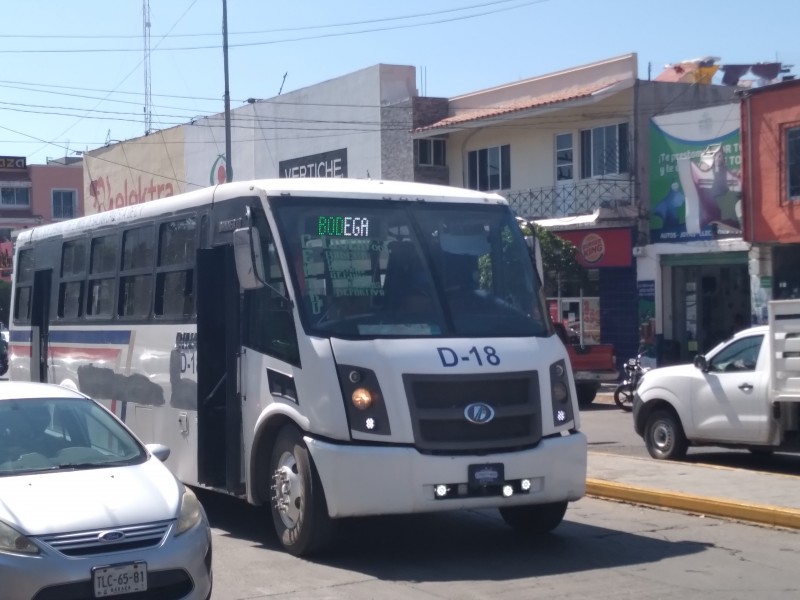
left=222, top=0, right=233, bottom=182
left=143, top=0, right=152, bottom=135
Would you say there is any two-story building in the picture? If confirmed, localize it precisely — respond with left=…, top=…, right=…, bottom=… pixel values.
left=0, top=155, right=83, bottom=326
left=412, top=53, right=734, bottom=368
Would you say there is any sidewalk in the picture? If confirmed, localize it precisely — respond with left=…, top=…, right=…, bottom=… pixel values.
left=585, top=452, right=800, bottom=529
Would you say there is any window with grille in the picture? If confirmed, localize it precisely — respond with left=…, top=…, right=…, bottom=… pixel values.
left=580, top=123, right=629, bottom=178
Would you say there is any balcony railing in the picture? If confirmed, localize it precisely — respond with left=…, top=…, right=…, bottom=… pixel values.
left=503, top=178, right=634, bottom=220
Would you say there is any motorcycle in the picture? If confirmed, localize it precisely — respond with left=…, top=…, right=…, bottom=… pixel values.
left=613, top=354, right=649, bottom=412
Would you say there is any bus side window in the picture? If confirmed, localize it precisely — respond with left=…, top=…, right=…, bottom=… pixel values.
left=87, top=235, right=118, bottom=318
left=243, top=217, right=299, bottom=365
left=58, top=239, right=87, bottom=320
left=155, top=216, right=197, bottom=318
left=13, top=248, right=34, bottom=323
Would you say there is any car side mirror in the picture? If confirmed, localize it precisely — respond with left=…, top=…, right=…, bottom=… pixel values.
left=693, top=354, right=708, bottom=371
left=146, top=443, right=171, bottom=462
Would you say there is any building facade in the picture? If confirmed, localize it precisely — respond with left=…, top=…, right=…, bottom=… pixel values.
left=82, top=64, right=423, bottom=215
left=740, top=78, right=800, bottom=312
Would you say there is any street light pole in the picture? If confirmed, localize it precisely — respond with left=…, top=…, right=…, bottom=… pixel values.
left=222, top=0, right=233, bottom=182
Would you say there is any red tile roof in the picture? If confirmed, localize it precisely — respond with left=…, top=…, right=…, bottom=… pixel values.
left=414, top=79, right=627, bottom=133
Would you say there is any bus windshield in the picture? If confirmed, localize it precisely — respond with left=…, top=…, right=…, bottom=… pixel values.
left=273, top=198, right=549, bottom=338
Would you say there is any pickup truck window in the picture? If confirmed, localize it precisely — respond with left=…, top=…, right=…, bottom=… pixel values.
left=708, top=335, right=764, bottom=373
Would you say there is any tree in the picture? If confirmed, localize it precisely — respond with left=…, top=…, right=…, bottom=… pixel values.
left=518, top=222, right=586, bottom=298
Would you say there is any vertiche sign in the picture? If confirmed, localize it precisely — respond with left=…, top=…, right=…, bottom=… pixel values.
left=279, top=149, right=348, bottom=179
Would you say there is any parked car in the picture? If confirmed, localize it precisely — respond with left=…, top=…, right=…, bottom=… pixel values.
left=633, top=299, right=800, bottom=460
left=0, top=382, right=213, bottom=600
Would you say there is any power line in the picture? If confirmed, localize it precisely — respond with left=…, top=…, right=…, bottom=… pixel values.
left=0, top=0, right=544, bottom=40
left=0, top=0, right=549, bottom=54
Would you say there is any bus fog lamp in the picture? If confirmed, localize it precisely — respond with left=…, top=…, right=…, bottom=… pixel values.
left=435, top=484, right=448, bottom=498
left=351, top=388, right=373, bottom=410
left=365, top=417, right=376, bottom=430
left=520, top=478, right=532, bottom=491
left=502, top=485, right=514, bottom=497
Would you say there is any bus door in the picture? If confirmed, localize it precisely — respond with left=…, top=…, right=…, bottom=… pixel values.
left=30, top=269, right=53, bottom=383
left=196, top=245, right=243, bottom=493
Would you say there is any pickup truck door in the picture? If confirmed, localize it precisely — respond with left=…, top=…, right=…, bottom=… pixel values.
left=689, top=334, right=768, bottom=444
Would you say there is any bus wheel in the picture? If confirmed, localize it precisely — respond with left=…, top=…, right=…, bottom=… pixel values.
left=269, top=426, right=335, bottom=556
left=499, top=501, right=568, bottom=534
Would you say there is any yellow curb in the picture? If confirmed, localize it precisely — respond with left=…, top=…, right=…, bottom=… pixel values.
left=586, top=478, right=800, bottom=530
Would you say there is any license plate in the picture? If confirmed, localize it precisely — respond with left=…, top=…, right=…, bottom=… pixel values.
left=93, top=562, right=148, bottom=597
left=468, top=463, right=504, bottom=487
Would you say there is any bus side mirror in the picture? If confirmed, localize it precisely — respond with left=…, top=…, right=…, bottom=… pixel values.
left=233, top=227, right=266, bottom=290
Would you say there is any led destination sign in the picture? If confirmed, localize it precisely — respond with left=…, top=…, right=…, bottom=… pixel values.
left=318, top=216, right=370, bottom=237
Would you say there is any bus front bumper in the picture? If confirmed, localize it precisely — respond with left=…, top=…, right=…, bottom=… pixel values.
left=306, top=432, right=587, bottom=518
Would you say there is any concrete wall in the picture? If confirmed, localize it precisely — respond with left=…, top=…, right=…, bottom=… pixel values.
left=83, top=127, right=186, bottom=215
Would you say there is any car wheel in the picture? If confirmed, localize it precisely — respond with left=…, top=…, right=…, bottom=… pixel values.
left=644, top=409, right=688, bottom=460
left=613, top=384, right=634, bottom=412
left=576, top=384, right=597, bottom=408
left=269, top=426, right=336, bottom=556
left=499, top=501, right=568, bottom=534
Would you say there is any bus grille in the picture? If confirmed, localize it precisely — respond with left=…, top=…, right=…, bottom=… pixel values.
left=403, top=371, right=541, bottom=453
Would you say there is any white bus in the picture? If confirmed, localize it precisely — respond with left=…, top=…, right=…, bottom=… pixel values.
left=9, top=178, right=586, bottom=555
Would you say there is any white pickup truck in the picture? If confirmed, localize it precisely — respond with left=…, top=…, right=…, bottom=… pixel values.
left=633, top=299, right=800, bottom=460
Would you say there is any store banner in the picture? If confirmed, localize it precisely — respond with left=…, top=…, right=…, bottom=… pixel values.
left=649, top=105, right=742, bottom=243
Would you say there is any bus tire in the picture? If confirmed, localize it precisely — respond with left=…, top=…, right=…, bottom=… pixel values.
left=499, top=501, right=568, bottom=534
left=269, top=425, right=335, bottom=556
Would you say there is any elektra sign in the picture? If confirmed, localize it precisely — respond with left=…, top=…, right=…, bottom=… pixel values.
left=280, top=149, right=347, bottom=179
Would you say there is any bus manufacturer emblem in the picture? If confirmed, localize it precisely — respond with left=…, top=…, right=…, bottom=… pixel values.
left=464, top=402, right=495, bottom=425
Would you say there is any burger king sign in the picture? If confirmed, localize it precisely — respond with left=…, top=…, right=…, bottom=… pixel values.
left=580, top=233, right=605, bottom=264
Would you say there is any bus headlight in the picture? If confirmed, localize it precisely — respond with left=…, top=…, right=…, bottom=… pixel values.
left=549, top=359, right=575, bottom=426
left=351, top=387, right=374, bottom=410
left=337, top=365, right=392, bottom=435
left=552, top=381, right=568, bottom=403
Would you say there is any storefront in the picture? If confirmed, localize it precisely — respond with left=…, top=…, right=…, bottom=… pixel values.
left=546, top=227, right=639, bottom=372
left=662, top=251, right=750, bottom=362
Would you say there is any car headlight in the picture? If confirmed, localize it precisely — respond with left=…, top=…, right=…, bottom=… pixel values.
left=176, top=487, right=203, bottom=535
left=0, top=520, right=39, bottom=555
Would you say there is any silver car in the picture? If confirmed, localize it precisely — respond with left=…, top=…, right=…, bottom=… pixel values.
left=0, top=382, right=212, bottom=599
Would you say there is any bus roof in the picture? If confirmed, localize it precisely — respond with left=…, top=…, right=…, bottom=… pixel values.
left=16, top=178, right=507, bottom=244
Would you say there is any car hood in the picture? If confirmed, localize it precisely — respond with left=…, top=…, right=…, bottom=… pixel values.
left=0, top=457, right=181, bottom=535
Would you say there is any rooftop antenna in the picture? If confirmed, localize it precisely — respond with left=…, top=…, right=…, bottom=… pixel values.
left=278, top=71, right=288, bottom=95
left=143, top=0, right=153, bottom=135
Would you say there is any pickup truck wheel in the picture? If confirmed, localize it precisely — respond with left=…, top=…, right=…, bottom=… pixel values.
left=576, top=384, right=597, bottom=407
left=644, top=409, right=688, bottom=460
left=499, top=501, right=568, bottom=534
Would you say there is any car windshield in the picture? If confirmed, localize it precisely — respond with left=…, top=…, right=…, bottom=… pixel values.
left=274, top=197, right=549, bottom=338
left=0, top=397, right=146, bottom=476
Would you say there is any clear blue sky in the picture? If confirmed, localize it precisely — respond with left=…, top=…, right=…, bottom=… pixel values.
left=2, top=0, right=798, bottom=165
